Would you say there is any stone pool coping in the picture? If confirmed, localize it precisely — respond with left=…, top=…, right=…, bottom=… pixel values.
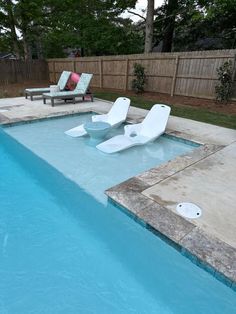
left=105, top=143, right=236, bottom=290
left=0, top=96, right=235, bottom=290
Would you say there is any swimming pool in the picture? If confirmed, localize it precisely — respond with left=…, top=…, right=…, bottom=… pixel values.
left=2, top=113, right=197, bottom=203
left=0, top=114, right=235, bottom=313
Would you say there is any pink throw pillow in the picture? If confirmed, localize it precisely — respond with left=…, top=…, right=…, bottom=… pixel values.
left=66, top=72, right=80, bottom=90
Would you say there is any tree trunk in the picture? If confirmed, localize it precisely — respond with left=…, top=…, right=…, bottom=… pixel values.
left=22, top=31, right=32, bottom=60
left=5, top=0, right=21, bottom=58
left=144, top=0, right=154, bottom=53
left=161, top=0, right=178, bottom=52
left=36, top=40, right=44, bottom=59
left=35, top=33, right=44, bottom=59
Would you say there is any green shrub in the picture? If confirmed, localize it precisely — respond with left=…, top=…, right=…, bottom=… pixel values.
left=215, top=61, right=233, bottom=104
left=132, top=63, right=146, bottom=94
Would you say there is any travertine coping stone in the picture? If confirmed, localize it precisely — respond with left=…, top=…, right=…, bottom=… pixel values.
left=0, top=110, right=93, bottom=126
left=136, top=143, right=224, bottom=186
left=106, top=178, right=195, bottom=243
left=136, top=202, right=195, bottom=243
left=180, top=228, right=236, bottom=285
left=0, top=113, right=9, bottom=124
left=0, top=104, right=24, bottom=109
left=106, top=178, right=153, bottom=215
left=167, top=130, right=205, bottom=145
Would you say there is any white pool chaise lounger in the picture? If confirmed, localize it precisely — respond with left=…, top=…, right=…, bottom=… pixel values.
left=96, top=104, right=171, bottom=154
left=65, top=97, right=131, bottom=137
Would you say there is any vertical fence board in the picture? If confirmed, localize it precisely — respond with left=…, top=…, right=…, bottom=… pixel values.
left=171, top=56, right=179, bottom=96
left=0, top=60, right=49, bottom=85
left=99, top=59, right=103, bottom=88
left=124, top=59, right=129, bottom=91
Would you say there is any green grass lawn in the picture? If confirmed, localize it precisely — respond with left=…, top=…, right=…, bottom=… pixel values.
left=94, top=91, right=236, bottom=130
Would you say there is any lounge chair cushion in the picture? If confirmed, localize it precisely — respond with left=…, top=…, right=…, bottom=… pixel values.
left=57, top=71, right=72, bottom=90
left=25, top=87, right=50, bottom=93
left=43, top=89, right=85, bottom=98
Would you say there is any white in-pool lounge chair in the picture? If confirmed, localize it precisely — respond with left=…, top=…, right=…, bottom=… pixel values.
left=25, top=70, right=71, bottom=100
left=42, top=73, right=93, bottom=106
left=96, top=104, right=171, bottom=154
left=65, top=97, right=131, bottom=137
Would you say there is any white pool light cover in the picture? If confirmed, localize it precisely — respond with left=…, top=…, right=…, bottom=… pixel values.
left=176, top=202, right=202, bottom=219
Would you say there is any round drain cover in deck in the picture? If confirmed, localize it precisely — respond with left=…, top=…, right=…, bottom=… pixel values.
left=176, top=202, right=202, bottom=219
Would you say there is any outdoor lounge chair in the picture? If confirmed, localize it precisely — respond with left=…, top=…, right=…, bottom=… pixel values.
left=25, top=70, right=71, bottom=100
left=65, top=97, right=131, bottom=137
left=42, top=73, right=93, bottom=106
left=96, top=104, right=171, bottom=154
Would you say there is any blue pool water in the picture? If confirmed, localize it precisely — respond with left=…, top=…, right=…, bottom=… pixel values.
left=0, top=114, right=235, bottom=313
left=3, top=113, right=196, bottom=203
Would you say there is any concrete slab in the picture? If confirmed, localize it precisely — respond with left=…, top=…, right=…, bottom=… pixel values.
left=0, top=96, right=107, bottom=122
left=143, top=142, right=236, bottom=248
left=167, top=115, right=236, bottom=146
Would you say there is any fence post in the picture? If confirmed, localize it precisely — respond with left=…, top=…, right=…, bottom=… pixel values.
left=99, top=58, right=103, bottom=88
left=171, top=56, right=179, bottom=96
left=73, top=59, right=76, bottom=72
left=124, top=59, right=129, bottom=91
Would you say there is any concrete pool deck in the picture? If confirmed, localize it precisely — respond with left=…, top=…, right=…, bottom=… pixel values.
left=0, top=96, right=236, bottom=288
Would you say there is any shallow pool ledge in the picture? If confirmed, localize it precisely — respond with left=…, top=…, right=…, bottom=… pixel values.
left=105, top=143, right=236, bottom=291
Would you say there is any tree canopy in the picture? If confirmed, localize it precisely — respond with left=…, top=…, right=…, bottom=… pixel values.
left=153, top=0, right=236, bottom=52
left=0, top=0, right=235, bottom=59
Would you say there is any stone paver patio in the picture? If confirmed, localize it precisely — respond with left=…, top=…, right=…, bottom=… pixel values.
left=0, top=96, right=236, bottom=288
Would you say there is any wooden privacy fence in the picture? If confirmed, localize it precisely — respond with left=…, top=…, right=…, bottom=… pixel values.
left=47, top=49, right=236, bottom=100
left=0, top=60, right=49, bottom=85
